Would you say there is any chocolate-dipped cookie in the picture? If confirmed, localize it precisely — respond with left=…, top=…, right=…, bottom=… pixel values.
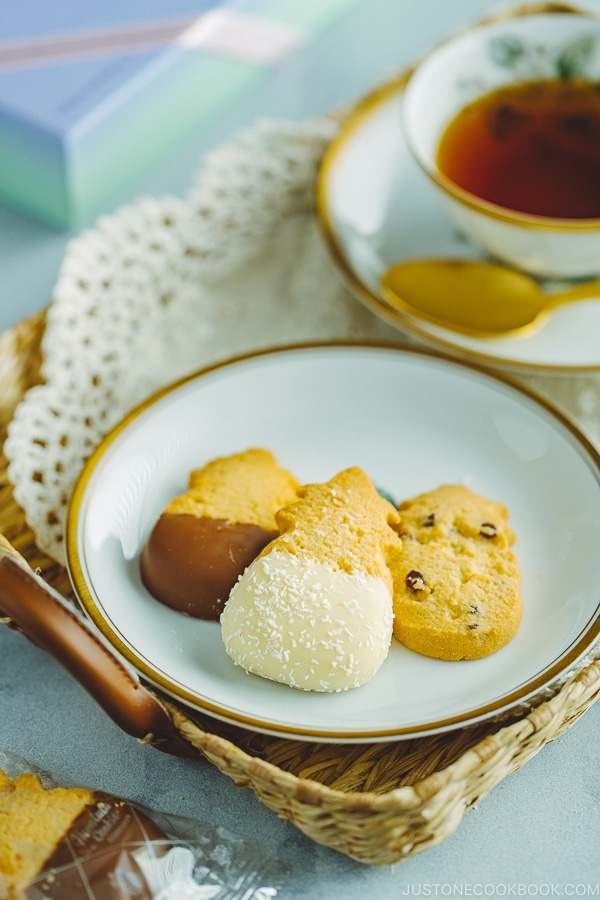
left=0, top=770, right=165, bottom=898
left=140, top=448, right=299, bottom=620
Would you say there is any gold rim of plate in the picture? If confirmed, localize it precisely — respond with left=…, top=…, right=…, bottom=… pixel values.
left=1, top=310, right=599, bottom=866
left=65, top=339, right=600, bottom=742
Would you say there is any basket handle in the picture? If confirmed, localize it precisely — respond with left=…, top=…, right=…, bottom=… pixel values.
left=0, top=540, right=196, bottom=758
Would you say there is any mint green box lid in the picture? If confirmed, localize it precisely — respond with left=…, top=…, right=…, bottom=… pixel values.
left=0, top=0, right=358, bottom=230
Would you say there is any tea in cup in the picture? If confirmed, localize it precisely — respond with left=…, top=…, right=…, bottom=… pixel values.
left=402, top=10, right=600, bottom=278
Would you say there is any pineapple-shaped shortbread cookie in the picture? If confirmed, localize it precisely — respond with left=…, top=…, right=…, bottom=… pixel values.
left=221, top=467, right=401, bottom=691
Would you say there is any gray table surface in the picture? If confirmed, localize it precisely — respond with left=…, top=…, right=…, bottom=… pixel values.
left=1, top=1, right=599, bottom=895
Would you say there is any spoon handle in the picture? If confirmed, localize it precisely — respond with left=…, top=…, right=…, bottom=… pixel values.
left=551, top=279, right=600, bottom=306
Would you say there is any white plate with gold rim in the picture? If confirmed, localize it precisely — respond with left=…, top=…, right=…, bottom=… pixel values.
left=66, top=343, right=600, bottom=742
left=317, top=76, right=600, bottom=373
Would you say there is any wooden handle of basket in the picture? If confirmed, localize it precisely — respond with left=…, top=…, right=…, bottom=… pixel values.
left=0, top=540, right=196, bottom=758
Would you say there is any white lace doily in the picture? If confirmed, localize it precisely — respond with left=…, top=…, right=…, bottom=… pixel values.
left=5, top=114, right=600, bottom=566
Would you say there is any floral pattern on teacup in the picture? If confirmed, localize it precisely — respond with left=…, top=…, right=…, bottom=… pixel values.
left=489, top=32, right=600, bottom=80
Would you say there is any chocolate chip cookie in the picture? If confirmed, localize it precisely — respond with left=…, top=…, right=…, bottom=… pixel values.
left=389, top=484, right=522, bottom=660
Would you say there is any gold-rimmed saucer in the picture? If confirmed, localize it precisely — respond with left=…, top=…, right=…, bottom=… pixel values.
left=316, top=74, right=600, bottom=373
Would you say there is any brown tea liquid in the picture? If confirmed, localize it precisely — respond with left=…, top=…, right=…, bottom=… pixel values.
left=436, top=78, right=600, bottom=219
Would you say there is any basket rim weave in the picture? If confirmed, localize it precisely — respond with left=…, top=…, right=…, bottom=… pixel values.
left=1, top=309, right=599, bottom=866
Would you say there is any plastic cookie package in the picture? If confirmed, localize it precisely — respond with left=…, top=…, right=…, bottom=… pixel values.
left=0, top=749, right=284, bottom=900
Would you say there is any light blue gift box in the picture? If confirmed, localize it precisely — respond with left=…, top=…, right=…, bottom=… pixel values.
left=0, top=0, right=357, bottom=230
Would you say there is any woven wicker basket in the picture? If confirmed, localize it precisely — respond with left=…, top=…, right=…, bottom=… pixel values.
left=1, top=310, right=599, bottom=866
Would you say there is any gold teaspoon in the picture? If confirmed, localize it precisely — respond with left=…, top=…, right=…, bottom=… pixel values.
left=379, top=259, right=600, bottom=339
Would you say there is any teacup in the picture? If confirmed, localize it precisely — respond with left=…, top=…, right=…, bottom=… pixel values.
left=401, top=9, right=600, bottom=279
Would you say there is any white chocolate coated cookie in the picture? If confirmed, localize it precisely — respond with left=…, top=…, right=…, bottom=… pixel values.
left=221, top=552, right=393, bottom=691
left=221, top=467, right=401, bottom=691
